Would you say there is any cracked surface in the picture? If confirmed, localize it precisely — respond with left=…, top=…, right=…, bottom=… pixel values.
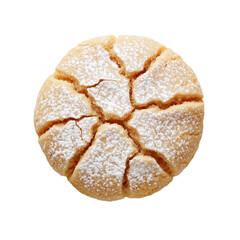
left=126, top=154, right=173, bottom=198
left=87, top=78, right=132, bottom=120
left=34, top=76, right=94, bottom=135
left=127, top=102, right=204, bottom=176
left=69, top=124, right=137, bottom=201
left=55, top=39, right=124, bottom=89
left=39, top=117, right=99, bottom=177
left=133, top=49, right=203, bottom=107
left=113, top=35, right=165, bottom=76
left=34, top=35, right=204, bottom=201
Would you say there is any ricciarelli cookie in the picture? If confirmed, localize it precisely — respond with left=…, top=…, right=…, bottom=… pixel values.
left=34, top=35, right=204, bottom=201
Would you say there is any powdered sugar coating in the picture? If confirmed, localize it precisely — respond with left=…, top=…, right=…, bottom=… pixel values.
left=127, top=102, right=204, bottom=175
left=34, top=76, right=93, bottom=135
left=76, top=117, right=99, bottom=143
left=39, top=117, right=99, bottom=176
left=87, top=79, right=132, bottom=119
left=56, top=44, right=124, bottom=88
left=70, top=124, right=137, bottom=200
left=113, top=35, right=163, bottom=74
left=133, top=49, right=203, bottom=106
left=126, top=154, right=172, bottom=198
left=35, top=35, right=204, bottom=200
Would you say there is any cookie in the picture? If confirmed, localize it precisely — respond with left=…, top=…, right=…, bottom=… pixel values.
left=34, top=35, right=204, bottom=201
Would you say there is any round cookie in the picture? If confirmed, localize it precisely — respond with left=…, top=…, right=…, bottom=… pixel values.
left=34, top=35, right=204, bottom=201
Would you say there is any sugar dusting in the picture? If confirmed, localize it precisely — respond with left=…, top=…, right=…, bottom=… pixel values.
left=56, top=45, right=124, bottom=87
left=128, top=102, right=204, bottom=175
left=126, top=154, right=173, bottom=197
left=72, top=124, right=137, bottom=200
left=35, top=36, right=204, bottom=199
left=87, top=79, right=132, bottom=119
left=39, top=117, right=98, bottom=175
left=113, top=35, right=163, bottom=73
left=34, top=76, right=93, bottom=135
left=56, top=43, right=133, bottom=120
left=133, top=49, right=203, bottom=106
left=127, top=155, right=162, bottom=189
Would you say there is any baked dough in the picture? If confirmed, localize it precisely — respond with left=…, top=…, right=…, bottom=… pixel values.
left=34, top=35, right=204, bottom=201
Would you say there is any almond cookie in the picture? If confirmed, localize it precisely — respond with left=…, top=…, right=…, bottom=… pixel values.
left=34, top=35, right=204, bottom=201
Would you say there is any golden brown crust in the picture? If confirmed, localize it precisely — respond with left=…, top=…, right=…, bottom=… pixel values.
left=34, top=35, right=204, bottom=201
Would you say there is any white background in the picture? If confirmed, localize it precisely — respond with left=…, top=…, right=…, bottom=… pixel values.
left=1, top=0, right=239, bottom=239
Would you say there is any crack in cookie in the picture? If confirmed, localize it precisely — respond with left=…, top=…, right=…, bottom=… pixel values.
left=34, top=35, right=204, bottom=201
